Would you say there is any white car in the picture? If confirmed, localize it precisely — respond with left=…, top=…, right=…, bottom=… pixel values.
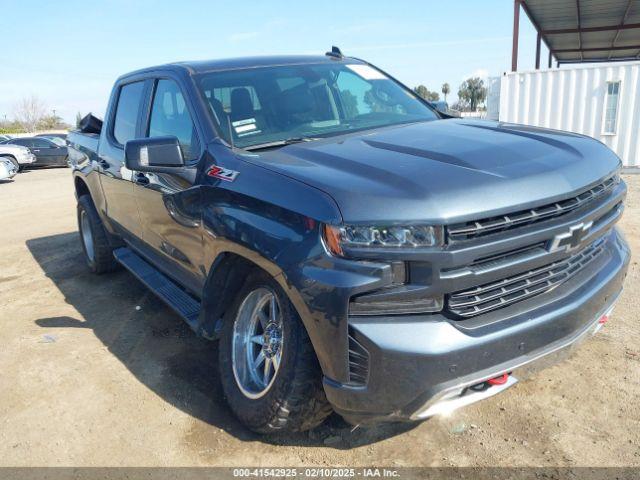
left=0, top=144, right=36, bottom=171
left=0, top=156, right=18, bottom=180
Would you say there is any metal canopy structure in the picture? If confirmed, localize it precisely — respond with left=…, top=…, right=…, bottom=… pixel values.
left=512, top=0, right=640, bottom=70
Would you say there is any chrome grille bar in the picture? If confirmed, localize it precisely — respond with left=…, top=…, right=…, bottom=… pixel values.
left=448, top=176, right=618, bottom=240
left=447, top=239, right=605, bottom=318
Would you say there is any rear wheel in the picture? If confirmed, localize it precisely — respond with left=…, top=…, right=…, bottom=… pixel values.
left=218, top=270, right=332, bottom=434
left=77, top=195, right=118, bottom=274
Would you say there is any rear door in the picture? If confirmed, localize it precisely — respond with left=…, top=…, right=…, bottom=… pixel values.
left=30, top=138, right=65, bottom=164
left=132, top=77, right=205, bottom=294
left=96, top=79, right=149, bottom=240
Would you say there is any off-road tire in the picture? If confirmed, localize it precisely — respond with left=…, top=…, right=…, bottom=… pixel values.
left=218, top=270, right=333, bottom=434
left=77, top=194, right=118, bottom=274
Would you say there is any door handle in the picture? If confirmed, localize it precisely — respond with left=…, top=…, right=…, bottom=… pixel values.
left=134, top=172, right=150, bottom=185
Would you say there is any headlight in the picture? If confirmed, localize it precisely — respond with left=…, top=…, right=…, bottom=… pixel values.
left=323, top=224, right=443, bottom=256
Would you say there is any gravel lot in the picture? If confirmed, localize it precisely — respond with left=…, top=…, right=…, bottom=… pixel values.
left=0, top=168, right=638, bottom=467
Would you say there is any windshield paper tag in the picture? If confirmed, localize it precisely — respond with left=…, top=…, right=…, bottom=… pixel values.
left=232, top=118, right=257, bottom=134
left=346, top=64, right=386, bottom=80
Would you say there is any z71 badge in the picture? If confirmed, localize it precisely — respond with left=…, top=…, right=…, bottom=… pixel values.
left=207, top=166, right=239, bottom=182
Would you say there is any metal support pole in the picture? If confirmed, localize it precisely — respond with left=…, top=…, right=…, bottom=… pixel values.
left=535, top=32, right=541, bottom=69
left=512, top=0, right=520, bottom=71
left=548, top=49, right=553, bottom=68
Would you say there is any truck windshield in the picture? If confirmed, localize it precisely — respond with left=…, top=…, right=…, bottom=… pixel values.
left=196, top=62, right=439, bottom=149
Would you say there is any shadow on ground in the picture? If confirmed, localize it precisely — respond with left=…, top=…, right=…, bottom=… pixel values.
left=27, top=232, right=417, bottom=448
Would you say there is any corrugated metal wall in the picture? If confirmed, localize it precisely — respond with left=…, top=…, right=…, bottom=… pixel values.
left=498, top=63, right=640, bottom=167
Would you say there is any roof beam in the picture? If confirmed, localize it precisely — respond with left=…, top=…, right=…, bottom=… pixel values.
left=541, top=22, right=640, bottom=35
left=554, top=44, right=640, bottom=53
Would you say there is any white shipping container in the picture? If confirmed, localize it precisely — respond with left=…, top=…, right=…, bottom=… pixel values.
left=496, top=62, right=640, bottom=167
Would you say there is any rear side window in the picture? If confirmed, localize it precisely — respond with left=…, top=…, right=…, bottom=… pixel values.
left=13, top=138, right=32, bottom=147
left=113, top=81, right=145, bottom=145
left=148, top=79, right=200, bottom=161
left=31, top=138, right=52, bottom=147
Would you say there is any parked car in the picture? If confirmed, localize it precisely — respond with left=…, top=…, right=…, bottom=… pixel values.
left=0, top=134, right=13, bottom=142
left=0, top=144, right=36, bottom=171
left=0, top=156, right=18, bottom=180
left=2, top=137, right=68, bottom=166
left=67, top=50, right=629, bottom=434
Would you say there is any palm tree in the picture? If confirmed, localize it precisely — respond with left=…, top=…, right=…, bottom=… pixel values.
left=441, top=83, right=450, bottom=103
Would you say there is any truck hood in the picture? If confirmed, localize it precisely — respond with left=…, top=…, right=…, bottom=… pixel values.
left=249, top=119, right=621, bottom=223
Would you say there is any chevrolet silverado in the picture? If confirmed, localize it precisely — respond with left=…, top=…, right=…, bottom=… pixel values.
left=67, top=48, right=630, bottom=434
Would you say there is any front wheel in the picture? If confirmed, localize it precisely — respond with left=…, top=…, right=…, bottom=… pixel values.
left=1, top=156, right=19, bottom=172
left=218, top=270, right=332, bottom=434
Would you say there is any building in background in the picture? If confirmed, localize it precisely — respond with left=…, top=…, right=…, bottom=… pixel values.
left=488, top=0, right=640, bottom=168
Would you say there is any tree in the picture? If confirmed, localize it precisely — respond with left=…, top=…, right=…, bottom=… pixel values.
left=364, top=89, right=395, bottom=113
left=457, top=78, right=487, bottom=112
left=413, top=85, right=439, bottom=102
left=76, top=112, right=83, bottom=128
left=38, top=114, right=69, bottom=130
left=339, top=91, right=359, bottom=119
left=13, top=95, right=47, bottom=133
left=441, top=83, right=450, bottom=102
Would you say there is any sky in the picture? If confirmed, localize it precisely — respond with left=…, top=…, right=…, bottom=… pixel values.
left=0, top=0, right=547, bottom=124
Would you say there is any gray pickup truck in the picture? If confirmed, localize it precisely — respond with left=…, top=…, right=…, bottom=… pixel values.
left=67, top=48, right=630, bottom=434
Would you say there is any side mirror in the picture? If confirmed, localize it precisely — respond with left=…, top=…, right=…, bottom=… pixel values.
left=125, top=136, right=184, bottom=172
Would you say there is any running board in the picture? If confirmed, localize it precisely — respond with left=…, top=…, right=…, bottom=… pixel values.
left=113, top=247, right=201, bottom=330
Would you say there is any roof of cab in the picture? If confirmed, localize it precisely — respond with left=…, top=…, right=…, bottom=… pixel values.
left=120, top=54, right=365, bottom=80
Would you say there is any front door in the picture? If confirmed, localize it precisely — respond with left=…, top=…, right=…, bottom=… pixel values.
left=133, top=77, right=204, bottom=294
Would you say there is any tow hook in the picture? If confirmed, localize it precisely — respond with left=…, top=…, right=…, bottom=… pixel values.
left=487, top=373, right=510, bottom=385
left=470, top=373, right=511, bottom=391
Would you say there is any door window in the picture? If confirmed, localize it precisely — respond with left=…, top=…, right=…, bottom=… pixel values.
left=31, top=138, right=53, bottom=148
left=148, top=79, right=200, bottom=161
left=113, top=81, right=145, bottom=145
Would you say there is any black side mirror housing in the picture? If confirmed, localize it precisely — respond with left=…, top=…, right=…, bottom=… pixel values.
left=125, top=136, right=184, bottom=172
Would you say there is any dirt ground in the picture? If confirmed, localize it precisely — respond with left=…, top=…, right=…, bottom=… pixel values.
left=0, top=168, right=638, bottom=467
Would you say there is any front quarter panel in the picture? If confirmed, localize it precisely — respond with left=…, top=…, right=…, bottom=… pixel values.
left=200, top=142, right=343, bottom=275
left=200, top=142, right=348, bottom=377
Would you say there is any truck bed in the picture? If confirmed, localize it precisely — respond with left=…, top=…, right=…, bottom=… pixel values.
left=67, top=131, right=100, bottom=166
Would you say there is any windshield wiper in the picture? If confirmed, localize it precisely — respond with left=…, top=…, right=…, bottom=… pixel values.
left=243, top=137, right=319, bottom=151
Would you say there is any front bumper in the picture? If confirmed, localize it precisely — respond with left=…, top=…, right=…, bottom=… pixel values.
left=17, top=153, right=36, bottom=165
left=322, top=228, right=630, bottom=425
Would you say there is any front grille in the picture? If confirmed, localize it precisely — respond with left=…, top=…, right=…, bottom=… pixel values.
left=448, top=175, right=618, bottom=241
left=447, top=239, right=605, bottom=318
left=347, top=331, right=370, bottom=386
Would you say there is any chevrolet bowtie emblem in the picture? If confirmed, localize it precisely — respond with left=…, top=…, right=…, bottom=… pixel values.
left=548, top=221, right=593, bottom=253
